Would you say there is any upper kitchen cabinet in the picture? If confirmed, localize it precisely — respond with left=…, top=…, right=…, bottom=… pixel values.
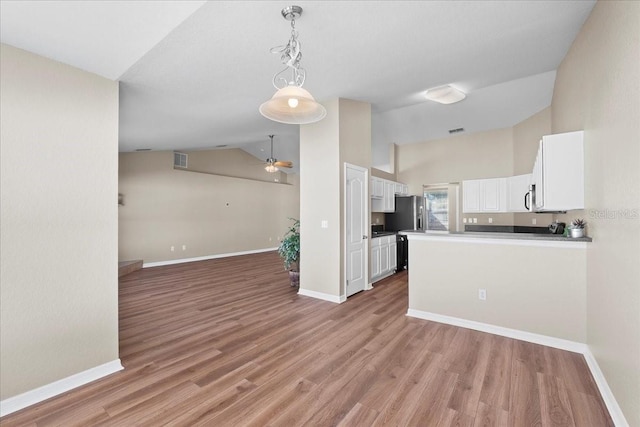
left=371, top=177, right=407, bottom=212
left=463, top=178, right=507, bottom=213
left=394, top=182, right=409, bottom=196
left=532, top=131, right=584, bottom=212
left=371, top=177, right=384, bottom=199
left=507, top=174, right=532, bottom=212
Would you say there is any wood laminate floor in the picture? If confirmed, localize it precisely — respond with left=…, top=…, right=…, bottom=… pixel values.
left=2, top=251, right=612, bottom=426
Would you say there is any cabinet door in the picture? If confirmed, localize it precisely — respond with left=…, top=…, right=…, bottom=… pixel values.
left=371, top=244, right=381, bottom=278
left=479, top=178, right=506, bottom=212
left=462, top=180, right=481, bottom=213
left=380, top=240, right=389, bottom=273
left=389, top=240, right=397, bottom=272
left=540, top=131, right=584, bottom=211
left=507, top=174, right=532, bottom=212
left=394, top=182, right=403, bottom=194
left=371, top=177, right=384, bottom=199
left=384, top=181, right=396, bottom=212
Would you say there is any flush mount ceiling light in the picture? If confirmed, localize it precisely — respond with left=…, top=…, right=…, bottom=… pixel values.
left=259, top=5, right=326, bottom=125
left=424, top=85, right=466, bottom=105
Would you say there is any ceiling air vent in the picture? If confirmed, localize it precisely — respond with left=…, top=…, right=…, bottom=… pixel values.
left=174, top=152, right=188, bottom=168
left=449, top=127, right=465, bottom=134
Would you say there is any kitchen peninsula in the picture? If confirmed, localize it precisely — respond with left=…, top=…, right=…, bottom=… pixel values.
left=405, top=231, right=590, bottom=346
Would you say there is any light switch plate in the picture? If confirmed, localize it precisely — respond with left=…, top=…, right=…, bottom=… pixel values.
left=321, top=220, right=328, bottom=228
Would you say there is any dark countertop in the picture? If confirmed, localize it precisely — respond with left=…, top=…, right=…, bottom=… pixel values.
left=371, top=231, right=397, bottom=237
left=400, top=230, right=592, bottom=242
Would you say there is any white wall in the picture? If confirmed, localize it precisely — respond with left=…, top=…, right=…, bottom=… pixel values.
left=551, top=2, right=640, bottom=424
left=0, top=44, right=119, bottom=400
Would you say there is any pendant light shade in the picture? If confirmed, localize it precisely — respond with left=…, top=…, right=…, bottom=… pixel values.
left=260, top=85, right=327, bottom=124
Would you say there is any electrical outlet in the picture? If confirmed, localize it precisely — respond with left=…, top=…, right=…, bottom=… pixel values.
left=488, top=218, right=493, bottom=224
left=182, top=245, right=186, bottom=251
left=473, top=218, right=478, bottom=224
left=532, top=218, right=537, bottom=225
left=463, top=218, right=467, bottom=224
left=478, top=289, right=487, bottom=300
left=321, top=220, right=328, bottom=228
left=170, top=246, right=175, bottom=252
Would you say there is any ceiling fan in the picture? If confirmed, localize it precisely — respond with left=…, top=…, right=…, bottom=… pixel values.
left=264, top=135, right=293, bottom=173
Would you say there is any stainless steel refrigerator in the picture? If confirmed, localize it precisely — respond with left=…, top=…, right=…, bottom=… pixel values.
left=384, top=195, right=425, bottom=232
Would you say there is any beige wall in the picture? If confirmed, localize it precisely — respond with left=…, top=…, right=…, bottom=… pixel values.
left=184, top=147, right=290, bottom=183
left=397, top=127, right=516, bottom=226
left=408, top=237, right=587, bottom=342
left=551, top=2, right=640, bottom=424
left=0, top=45, right=119, bottom=399
left=300, top=98, right=342, bottom=296
left=300, top=98, right=371, bottom=298
left=119, top=150, right=299, bottom=263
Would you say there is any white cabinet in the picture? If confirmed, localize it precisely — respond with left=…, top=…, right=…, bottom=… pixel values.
left=371, top=235, right=397, bottom=283
left=480, top=177, right=507, bottom=212
left=532, top=131, right=584, bottom=212
left=394, top=182, right=408, bottom=195
left=463, top=178, right=507, bottom=213
left=371, top=242, right=381, bottom=278
left=462, top=180, right=481, bottom=213
left=384, top=181, right=395, bottom=212
left=380, top=240, right=389, bottom=273
left=371, top=177, right=384, bottom=199
left=507, top=174, right=532, bottom=212
left=389, top=239, right=397, bottom=272
left=371, top=178, right=406, bottom=212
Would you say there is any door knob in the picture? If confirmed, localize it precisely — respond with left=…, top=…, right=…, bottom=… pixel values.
left=362, top=235, right=368, bottom=239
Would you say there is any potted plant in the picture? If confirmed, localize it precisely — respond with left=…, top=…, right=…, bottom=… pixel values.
left=568, top=218, right=586, bottom=238
left=278, top=218, right=300, bottom=287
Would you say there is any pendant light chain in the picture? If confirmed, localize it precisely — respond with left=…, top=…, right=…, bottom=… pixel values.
left=270, top=12, right=305, bottom=89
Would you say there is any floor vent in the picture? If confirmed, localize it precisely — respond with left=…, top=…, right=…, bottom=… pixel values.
left=449, top=127, right=465, bottom=134
left=174, top=152, right=188, bottom=168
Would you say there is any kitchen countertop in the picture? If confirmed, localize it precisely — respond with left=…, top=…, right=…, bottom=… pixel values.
left=399, top=230, right=592, bottom=242
left=371, top=231, right=397, bottom=237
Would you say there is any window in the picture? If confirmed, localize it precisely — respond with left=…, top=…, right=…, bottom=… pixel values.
left=423, top=183, right=460, bottom=232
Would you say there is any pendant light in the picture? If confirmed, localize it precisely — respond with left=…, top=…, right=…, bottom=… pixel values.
left=259, top=5, right=326, bottom=125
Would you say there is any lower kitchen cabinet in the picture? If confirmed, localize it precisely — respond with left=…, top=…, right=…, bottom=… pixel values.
left=371, top=235, right=397, bottom=284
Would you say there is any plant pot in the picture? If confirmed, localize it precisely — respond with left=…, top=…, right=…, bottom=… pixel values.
left=289, top=270, right=300, bottom=287
left=569, top=228, right=584, bottom=238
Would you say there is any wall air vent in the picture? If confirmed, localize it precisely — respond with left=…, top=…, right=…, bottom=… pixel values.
left=174, top=152, right=188, bottom=168
left=449, top=127, right=465, bottom=134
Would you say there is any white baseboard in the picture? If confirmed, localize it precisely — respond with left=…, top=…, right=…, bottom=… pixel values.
left=407, top=309, right=629, bottom=426
left=298, top=288, right=345, bottom=304
left=582, top=349, right=630, bottom=427
left=142, top=247, right=278, bottom=268
left=406, top=309, right=587, bottom=353
left=0, top=359, right=123, bottom=417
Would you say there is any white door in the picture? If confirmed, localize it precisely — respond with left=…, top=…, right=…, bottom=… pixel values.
left=345, top=164, right=368, bottom=297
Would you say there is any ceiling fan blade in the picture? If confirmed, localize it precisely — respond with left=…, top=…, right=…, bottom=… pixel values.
left=274, top=161, right=293, bottom=168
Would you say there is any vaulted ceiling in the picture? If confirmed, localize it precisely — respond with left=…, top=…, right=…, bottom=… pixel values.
left=1, top=1, right=596, bottom=172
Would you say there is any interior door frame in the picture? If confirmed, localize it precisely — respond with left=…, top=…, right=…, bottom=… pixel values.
left=343, top=162, right=370, bottom=300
